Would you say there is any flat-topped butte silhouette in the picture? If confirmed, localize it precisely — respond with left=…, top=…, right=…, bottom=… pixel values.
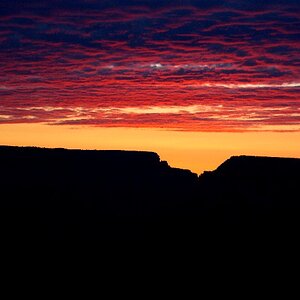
left=1, top=146, right=299, bottom=242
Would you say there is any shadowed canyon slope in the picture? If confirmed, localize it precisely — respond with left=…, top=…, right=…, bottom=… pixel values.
left=1, top=146, right=300, bottom=242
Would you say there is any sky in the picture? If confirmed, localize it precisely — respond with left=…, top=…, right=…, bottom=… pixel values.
left=1, top=0, right=300, bottom=173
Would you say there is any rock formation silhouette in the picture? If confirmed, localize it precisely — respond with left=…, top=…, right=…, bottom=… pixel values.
left=1, top=146, right=299, bottom=242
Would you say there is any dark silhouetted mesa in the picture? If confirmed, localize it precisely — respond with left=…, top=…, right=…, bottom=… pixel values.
left=1, top=146, right=300, bottom=242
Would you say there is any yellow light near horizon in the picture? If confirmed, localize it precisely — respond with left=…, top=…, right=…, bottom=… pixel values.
left=1, top=123, right=300, bottom=174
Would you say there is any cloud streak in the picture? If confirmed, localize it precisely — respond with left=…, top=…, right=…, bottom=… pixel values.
left=0, top=0, right=299, bottom=131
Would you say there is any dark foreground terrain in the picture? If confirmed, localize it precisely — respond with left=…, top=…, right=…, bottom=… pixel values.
left=1, top=146, right=300, bottom=243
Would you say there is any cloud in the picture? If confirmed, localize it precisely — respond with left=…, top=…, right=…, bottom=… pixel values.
left=190, top=82, right=300, bottom=89
left=0, top=0, right=299, bottom=131
left=1, top=103, right=300, bottom=132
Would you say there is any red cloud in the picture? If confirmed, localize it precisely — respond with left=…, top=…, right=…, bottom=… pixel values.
left=0, top=1, right=299, bottom=131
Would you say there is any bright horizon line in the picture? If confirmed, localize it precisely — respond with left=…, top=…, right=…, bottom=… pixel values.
left=1, top=124, right=300, bottom=174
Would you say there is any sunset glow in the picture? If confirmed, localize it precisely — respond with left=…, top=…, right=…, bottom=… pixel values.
left=1, top=0, right=299, bottom=172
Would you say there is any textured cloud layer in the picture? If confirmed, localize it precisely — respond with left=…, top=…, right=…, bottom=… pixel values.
left=0, top=0, right=299, bottom=131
